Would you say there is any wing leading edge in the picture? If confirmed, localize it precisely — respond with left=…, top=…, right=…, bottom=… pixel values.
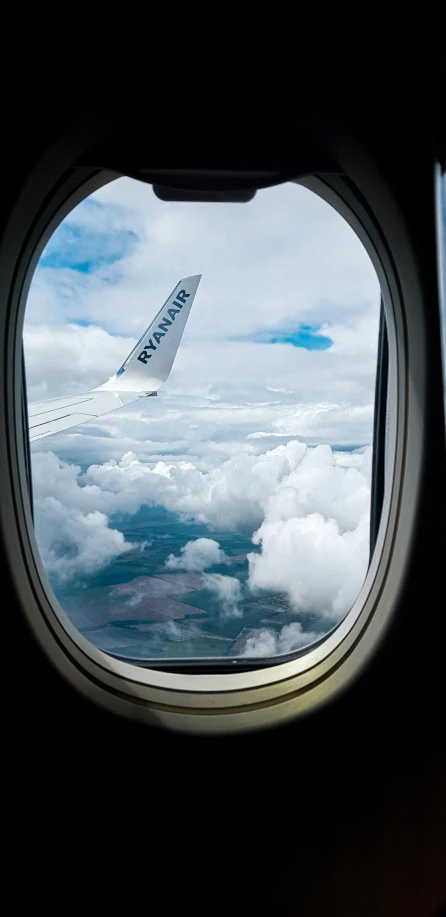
left=28, top=275, right=201, bottom=442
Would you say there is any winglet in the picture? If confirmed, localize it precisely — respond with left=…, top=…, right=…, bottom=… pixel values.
left=95, top=275, right=201, bottom=394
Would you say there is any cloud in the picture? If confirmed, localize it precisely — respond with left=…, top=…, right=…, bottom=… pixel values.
left=165, top=538, right=228, bottom=572
left=203, top=573, right=243, bottom=618
left=248, top=511, right=369, bottom=621
left=34, top=498, right=131, bottom=582
left=26, top=326, right=378, bottom=446
left=28, top=177, right=377, bottom=339
left=241, top=622, right=320, bottom=657
left=24, top=323, right=136, bottom=402
left=245, top=443, right=371, bottom=620
left=77, top=438, right=370, bottom=535
left=24, top=175, right=379, bottom=454
left=31, top=439, right=371, bottom=623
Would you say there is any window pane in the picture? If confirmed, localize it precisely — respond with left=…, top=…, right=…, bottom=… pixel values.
left=24, top=179, right=380, bottom=663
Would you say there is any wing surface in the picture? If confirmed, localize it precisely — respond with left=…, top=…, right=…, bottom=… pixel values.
left=28, top=275, right=201, bottom=441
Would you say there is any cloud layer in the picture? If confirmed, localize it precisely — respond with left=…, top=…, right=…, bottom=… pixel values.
left=32, top=439, right=371, bottom=630
left=242, top=622, right=321, bottom=657
left=25, top=176, right=379, bottom=453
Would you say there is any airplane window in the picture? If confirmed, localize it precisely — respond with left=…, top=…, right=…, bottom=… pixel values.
left=23, top=178, right=381, bottom=664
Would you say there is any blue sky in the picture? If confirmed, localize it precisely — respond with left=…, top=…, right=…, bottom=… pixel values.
left=237, top=324, right=333, bottom=350
left=40, top=219, right=137, bottom=274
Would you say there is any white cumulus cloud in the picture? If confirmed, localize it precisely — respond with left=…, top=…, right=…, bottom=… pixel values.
left=24, top=323, right=136, bottom=402
left=241, top=622, right=320, bottom=657
left=203, top=573, right=243, bottom=618
left=165, top=538, right=228, bottom=572
left=31, top=439, right=371, bottom=623
left=34, top=498, right=131, bottom=582
left=248, top=511, right=369, bottom=621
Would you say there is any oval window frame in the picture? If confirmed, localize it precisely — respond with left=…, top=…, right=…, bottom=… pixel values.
left=0, top=129, right=426, bottom=734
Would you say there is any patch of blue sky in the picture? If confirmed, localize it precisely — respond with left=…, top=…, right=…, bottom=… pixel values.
left=38, top=222, right=137, bottom=274
left=237, top=324, right=333, bottom=350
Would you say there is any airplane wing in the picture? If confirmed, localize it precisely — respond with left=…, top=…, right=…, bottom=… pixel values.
left=28, top=274, right=201, bottom=442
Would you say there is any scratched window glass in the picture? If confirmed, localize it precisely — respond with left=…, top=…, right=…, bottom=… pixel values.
left=24, top=178, right=380, bottom=663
